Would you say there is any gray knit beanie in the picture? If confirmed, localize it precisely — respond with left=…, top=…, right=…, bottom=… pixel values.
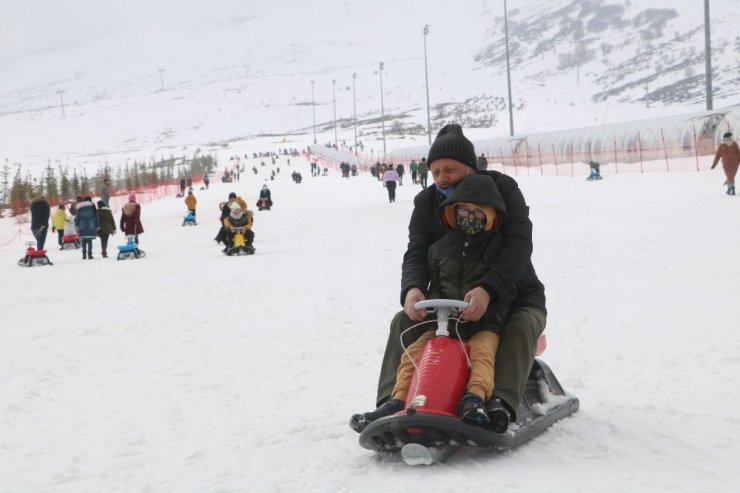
left=426, top=123, right=477, bottom=169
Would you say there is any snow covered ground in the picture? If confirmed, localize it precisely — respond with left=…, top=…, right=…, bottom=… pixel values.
left=1, top=154, right=739, bottom=492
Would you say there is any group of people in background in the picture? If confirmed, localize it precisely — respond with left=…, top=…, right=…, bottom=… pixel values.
left=376, top=158, right=431, bottom=203
left=29, top=192, right=144, bottom=259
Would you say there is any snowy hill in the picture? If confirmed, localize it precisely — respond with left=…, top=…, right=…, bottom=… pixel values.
left=2, top=0, right=738, bottom=173
left=2, top=161, right=739, bottom=491
left=3, top=2, right=740, bottom=490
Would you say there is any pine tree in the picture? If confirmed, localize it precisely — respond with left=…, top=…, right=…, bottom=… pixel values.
left=59, top=166, right=71, bottom=201
left=45, top=160, right=59, bottom=201
left=71, top=170, right=80, bottom=197
left=1, top=159, right=10, bottom=211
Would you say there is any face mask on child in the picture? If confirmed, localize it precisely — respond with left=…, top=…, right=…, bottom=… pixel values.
left=457, top=216, right=486, bottom=235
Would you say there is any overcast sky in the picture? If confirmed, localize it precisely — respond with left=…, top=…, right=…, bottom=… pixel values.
left=0, top=0, right=255, bottom=62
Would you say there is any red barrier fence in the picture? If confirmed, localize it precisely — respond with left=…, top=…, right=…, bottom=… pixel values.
left=0, top=179, right=191, bottom=249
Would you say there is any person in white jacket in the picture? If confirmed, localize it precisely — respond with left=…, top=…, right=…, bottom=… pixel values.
left=382, top=164, right=400, bottom=203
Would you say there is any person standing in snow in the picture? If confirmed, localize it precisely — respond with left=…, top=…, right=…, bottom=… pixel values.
left=51, top=203, right=67, bottom=247
left=30, top=196, right=51, bottom=250
left=350, top=124, right=546, bottom=435
left=75, top=197, right=99, bottom=260
left=711, top=131, right=740, bottom=196
left=409, top=159, right=418, bottom=184
left=184, top=189, right=197, bottom=217
left=120, top=193, right=144, bottom=245
left=477, top=153, right=489, bottom=171
left=418, top=157, right=429, bottom=188
left=382, top=164, right=400, bottom=203
left=97, top=200, right=116, bottom=258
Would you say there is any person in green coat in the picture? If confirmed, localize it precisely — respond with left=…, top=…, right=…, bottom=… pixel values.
left=409, top=159, right=418, bottom=184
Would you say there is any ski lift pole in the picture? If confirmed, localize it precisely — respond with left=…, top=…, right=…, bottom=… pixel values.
left=638, top=131, right=644, bottom=173
left=538, top=143, right=543, bottom=175
left=660, top=127, right=670, bottom=172
left=693, top=125, right=700, bottom=171
left=570, top=146, right=574, bottom=177
left=552, top=144, right=558, bottom=176
left=613, top=136, right=618, bottom=174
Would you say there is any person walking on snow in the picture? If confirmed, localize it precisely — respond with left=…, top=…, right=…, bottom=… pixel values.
left=711, top=131, right=740, bottom=196
left=30, top=196, right=51, bottom=250
left=396, top=163, right=405, bottom=185
left=383, top=164, right=400, bottom=203
left=52, top=203, right=67, bottom=246
left=418, top=157, right=429, bottom=188
left=477, top=153, right=489, bottom=171
left=185, top=189, right=197, bottom=217
left=75, top=197, right=99, bottom=259
left=120, top=193, right=144, bottom=244
left=97, top=200, right=116, bottom=258
left=409, top=159, right=418, bottom=184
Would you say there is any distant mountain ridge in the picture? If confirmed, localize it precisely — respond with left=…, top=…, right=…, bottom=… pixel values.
left=0, top=0, right=736, bottom=170
left=475, top=0, right=739, bottom=107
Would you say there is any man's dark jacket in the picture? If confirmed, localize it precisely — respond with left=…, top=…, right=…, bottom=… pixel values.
left=400, top=170, right=546, bottom=315
left=30, top=198, right=50, bottom=230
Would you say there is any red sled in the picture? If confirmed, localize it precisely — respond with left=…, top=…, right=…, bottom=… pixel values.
left=61, top=233, right=81, bottom=250
left=18, top=242, right=53, bottom=267
left=358, top=299, right=578, bottom=465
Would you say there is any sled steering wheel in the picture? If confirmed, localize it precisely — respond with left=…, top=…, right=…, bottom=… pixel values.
left=413, top=299, right=469, bottom=337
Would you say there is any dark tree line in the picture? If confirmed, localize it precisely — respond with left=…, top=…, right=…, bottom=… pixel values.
left=1, top=152, right=216, bottom=217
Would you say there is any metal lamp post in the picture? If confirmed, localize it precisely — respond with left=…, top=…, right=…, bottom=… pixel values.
left=423, top=25, right=432, bottom=145
left=332, top=79, right=338, bottom=147
left=352, top=73, right=358, bottom=154
left=504, top=0, right=514, bottom=136
left=56, top=90, right=66, bottom=118
left=311, top=80, right=317, bottom=144
left=379, top=62, right=386, bottom=159
left=704, top=0, right=713, bottom=110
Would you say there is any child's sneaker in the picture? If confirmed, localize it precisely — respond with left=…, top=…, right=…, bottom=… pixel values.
left=458, top=392, right=490, bottom=427
left=349, top=399, right=404, bottom=433
left=486, top=396, right=511, bottom=433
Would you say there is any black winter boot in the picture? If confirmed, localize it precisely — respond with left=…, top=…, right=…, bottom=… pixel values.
left=458, top=392, right=489, bottom=427
left=486, top=396, right=512, bottom=433
left=349, top=399, right=404, bottom=433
